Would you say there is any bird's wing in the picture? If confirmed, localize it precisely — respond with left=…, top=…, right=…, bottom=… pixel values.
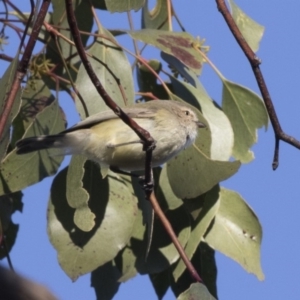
left=62, top=106, right=157, bottom=134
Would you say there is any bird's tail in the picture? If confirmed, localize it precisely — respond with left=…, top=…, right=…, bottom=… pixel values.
left=16, top=134, right=67, bottom=154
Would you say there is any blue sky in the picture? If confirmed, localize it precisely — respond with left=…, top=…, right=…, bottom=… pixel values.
left=2, top=1, right=300, bottom=299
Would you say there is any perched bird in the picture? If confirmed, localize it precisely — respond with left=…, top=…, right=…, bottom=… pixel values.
left=16, top=100, right=205, bottom=171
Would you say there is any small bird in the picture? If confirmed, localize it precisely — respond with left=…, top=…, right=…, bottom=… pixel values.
left=16, top=100, right=205, bottom=171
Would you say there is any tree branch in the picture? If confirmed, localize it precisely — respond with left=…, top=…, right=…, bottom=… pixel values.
left=0, top=0, right=50, bottom=143
left=149, top=191, right=202, bottom=283
left=215, top=0, right=300, bottom=170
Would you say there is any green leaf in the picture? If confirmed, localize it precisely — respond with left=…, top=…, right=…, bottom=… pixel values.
left=149, top=269, right=170, bottom=300
left=46, top=0, right=93, bottom=78
left=137, top=59, right=170, bottom=100
left=177, top=283, right=216, bottom=300
left=0, top=56, right=22, bottom=160
left=91, top=261, right=121, bottom=299
left=173, top=186, right=220, bottom=281
left=0, top=100, right=65, bottom=196
left=169, top=73, right=234, bottom=161
left=114, top=247, right=138, bottom=282
left=171, top=244, right=217, bottom=299
left=11, top=77, right=58, bottom=145
left=222, top=79, right=268, bottom=163
left=142, top=0, right=169, bottom=30
left=127, top=30, right=203, bottom=75
left=0, top=192, right=23, bottom=259
left=204, top=188, right=264, bottom=280
left=228, top=0, right=264, bottom=52
left=14, top=12, right=52, bottom=41
left=196, top=243, right=218, bottom=299
left=48, top=167, right=138, bottom=280
left=130, top=199, right=191, bottom=274
left=167, top=145, right=240, bottom=199
left=66, top=156, right=95, bottom=232
left=156, top=165, right=183, bottom=210
left=104, top=0, right=145, bottom=12
left=75, top=25, right=134, bottom=118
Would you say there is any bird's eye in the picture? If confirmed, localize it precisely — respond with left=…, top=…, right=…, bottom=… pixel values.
left=185, top=110, right=190, bottom=116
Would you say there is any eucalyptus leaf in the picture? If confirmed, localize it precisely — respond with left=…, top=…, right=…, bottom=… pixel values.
left=157, top=165, right=183, bottom=210
left=66, top=156, right=95, bottom=232
left=46, top=0, right=93, bottom=78
left=222, top=79, right=268, bottom=163
left=167, top=145, right=240, bottom=199
left=204, top=188, right=264, bottom=280
left=75, top=25, right=134, bottom=118
left=228, top=0, right=264, bottom=52
left=48, top=168, right=138, bottom=280
left=137, top=59, right=169, bottom=100
left=91, top=261, right=121, bottom=300
left=0, top=100, right=65, bottom=196
left=0, top=192, right=23, bottom=259
left=0, top=56, right=21, bottom=161
left=12, top=77, right=57, bottom=145
left=171, top=244, right=217, bottom=299
left=114, top=247, right=138, bottom=282
left=169, top=75, right=234, bottom=161
left=142, top=0, right=169, bottom=30
left=130, top=199, right=191, bottom=275
left=149, top=269, right=170, bottom=300
left=104, top=0, right=145, bottom=12
left=177, top=283, right=216, bottom=300
left=128, top=29, right=203, bottom=74
left=173, top=186, right=220, bottom=281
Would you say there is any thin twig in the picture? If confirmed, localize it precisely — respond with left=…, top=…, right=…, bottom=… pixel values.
left=216, top=0, right=300, bottom=170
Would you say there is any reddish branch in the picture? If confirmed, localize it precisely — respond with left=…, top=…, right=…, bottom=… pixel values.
left=149, top=191, right=202, bottom=283
left=0, top=0, right=50, bottom=144
left=216, top=0, right=300, bottom=170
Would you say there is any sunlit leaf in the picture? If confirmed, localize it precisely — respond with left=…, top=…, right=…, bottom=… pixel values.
left=228, top=0, right=264, bottom=52
left=48, top=168, right=138, bottom=280
left=75, top=25, right=134, bottom=118
left=66, top=156, right=95, bottom=232
left=177, top=283, right=216, bottom=300
left=157, top=165, right=183, bottom=210
left=104, top=0, right=145, bottom=12
left=222, top=79, right=268, bottom=163
left=128, top=30, right=203, bottom=74
left=167, top=145, right=240, bottom=199
left=173, top=186, right=220, bottom=281
left=11, top=77, right=58, bottom=145
left=142, top=0, right=169, bottom=30
left=0, top=56, right=21, bottom=160
left=129, top=197, right=191, bottom=274
left=204, top=188, right=264, bottom=280
left=0, top=100, right=65, bottom=196
left=114, top=247, right=138, bottom=282
left=46, top=0, right=93, bottom=81
left=169, top=73, right=234, bottom=161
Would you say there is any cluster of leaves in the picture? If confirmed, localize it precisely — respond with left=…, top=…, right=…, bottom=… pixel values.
left=0, top=0, right=268, bottom=299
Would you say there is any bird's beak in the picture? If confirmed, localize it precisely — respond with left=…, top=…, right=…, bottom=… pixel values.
left=195, top=121, right=206, bottom=128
